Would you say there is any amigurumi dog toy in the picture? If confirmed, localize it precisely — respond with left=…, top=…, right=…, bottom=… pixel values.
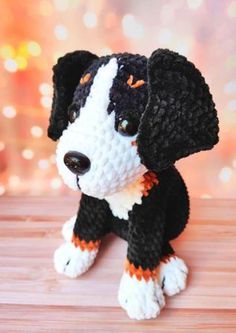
left=48, top=49, right=219, bottom=320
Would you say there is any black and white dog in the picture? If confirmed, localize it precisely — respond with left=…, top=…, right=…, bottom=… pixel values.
left=48, top=49, right=219, bottom=320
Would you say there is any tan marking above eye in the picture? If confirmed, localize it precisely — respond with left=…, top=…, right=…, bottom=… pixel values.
left=80, top=73, right=91, bottom=85
left=127, top=74, right=145, bottom=88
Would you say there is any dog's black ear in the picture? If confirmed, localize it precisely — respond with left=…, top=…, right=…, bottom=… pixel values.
left=48, top=50, right=98, bottom=141
left=137, top=49, right=219, bottom=171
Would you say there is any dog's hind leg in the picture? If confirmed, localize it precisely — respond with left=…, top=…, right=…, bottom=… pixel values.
left=54, top=194, right=111, bottom=278
left=157, top=168, right=189, bottom=295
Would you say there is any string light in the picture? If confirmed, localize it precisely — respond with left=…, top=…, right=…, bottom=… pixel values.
left=227, top=99, right=236, bottom=112
left=15, top=56, right=27, bottom=70
left=0, top=45, right=15, bottom=59
left=18, top=43, right=29, bottom=58
left=27, top=41, right=41, bottom=57
left=4, top=59, right=18, bottom=72
left=0, top=185, right=5, bottom=196
left=83, top=11, right=98, bottom=28
left=22, top=149, right=34, bottom=160
left=2, top=106, right=17, bottom=118
left=187, top=0, right=203, bottom=10
left=38, top=159, right=50, bottom=169
left=54, top=24, right=69, bottom=40
left=201, top=194, right=212, bottom=199
left=219, top=167, right=233, bottom=183
left=53, top=0, right=69, bottom=12
left=227, top=1, right=236, bottom=17
left=0, top=1, right=235, bottom=197
left=9, top=175, right=21, bottom=188
left=0, top=142, right=5, bottom=151
left=122, top=14, right=144, bottom=39
left=39, top=83, right=52, bottom=96
left=224, top=81, right=236, bottom=94
left=158, top=29, right=172, bottom=45
left=39, top=0, right=53, bottom=16
left=50, top=177, right=62, bottom=189
left=40, top=96, right=52, bottom=109
left=31, top=126, right=43, bottom=138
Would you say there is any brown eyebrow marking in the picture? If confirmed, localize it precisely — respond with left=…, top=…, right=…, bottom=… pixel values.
left=127, top=74, right=145, bottom=88
left=80, top=73, right=91, bottom=85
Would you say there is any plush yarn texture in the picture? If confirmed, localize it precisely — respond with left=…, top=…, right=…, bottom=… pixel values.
left=48, top=48, right=219, bottom=320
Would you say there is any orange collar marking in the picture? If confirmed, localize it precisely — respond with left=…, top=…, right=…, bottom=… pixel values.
left=127, top=75, right=145, bottom=88
left=72, top=233, right=101, bottom=251
left=141, top=171, right=159, bottom=196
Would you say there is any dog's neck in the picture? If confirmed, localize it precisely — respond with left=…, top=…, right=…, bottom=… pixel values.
left=104, top=171, right=158, bottom=220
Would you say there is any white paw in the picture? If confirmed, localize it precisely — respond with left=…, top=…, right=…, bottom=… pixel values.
left=61, top=215, right=76, bottom=242
left=159, top=256, right=188, bottom=296
left=54, top=242, right=98, bottom=278
left=118, top=272, right=165, bottom=320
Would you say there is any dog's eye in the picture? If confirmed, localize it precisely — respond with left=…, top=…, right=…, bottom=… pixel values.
left=118, top=118, right=138, bottom=136
left=68, top=103, right=80, bottom=123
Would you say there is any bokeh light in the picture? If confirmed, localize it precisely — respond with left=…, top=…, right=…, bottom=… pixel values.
left=0, top=0, right=235, bottom=197
left=2, top=106, right=17, bottom=118
left=22, top=149, right=34, bottom=160
left=31, top=126, right=43, bottom=138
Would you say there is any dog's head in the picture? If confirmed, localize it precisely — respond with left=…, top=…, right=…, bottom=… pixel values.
left=48, top=49, right=219, bottom=198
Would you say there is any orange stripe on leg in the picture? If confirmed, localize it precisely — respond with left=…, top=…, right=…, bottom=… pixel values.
left=72, top=234, right=101, bottom=251
left=125, top=259, right=158, bottom=281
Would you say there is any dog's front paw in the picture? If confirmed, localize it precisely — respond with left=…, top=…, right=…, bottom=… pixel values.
left=54, top=242, right=98, bottom=278
left=159, top=256, right=188, bottom=296
left=118, top=272, right=165, bottom=320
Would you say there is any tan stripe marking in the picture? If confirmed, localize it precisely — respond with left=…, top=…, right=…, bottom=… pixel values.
left=125, top=259, right=158, bottom=281
left=72, top=234, right=100, bottom=251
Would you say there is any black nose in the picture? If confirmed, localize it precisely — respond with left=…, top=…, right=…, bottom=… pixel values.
left=64, top=151, right=91, bottom=175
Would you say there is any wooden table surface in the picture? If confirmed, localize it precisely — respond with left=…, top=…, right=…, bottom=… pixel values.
left=0, top=196, right=235, bottom=332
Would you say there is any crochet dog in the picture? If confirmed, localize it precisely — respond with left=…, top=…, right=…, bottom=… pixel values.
left=48, top=49, right=219, bottom=320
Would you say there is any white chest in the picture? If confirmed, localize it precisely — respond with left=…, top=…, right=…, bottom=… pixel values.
left=104, top=171, right=159, bottom=220
left=104, top=177, right=144, bottom=220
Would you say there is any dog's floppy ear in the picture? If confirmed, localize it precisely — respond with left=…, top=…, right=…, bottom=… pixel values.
left=48, top=50, right=98, bottom=141
left=137, top=49, right=219, bottom=171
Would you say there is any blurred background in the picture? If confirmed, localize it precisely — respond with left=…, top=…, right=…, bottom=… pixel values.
left=0, top=0, right=235, bottom=198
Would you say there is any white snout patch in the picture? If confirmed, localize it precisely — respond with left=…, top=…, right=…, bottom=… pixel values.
left=56, top=57, right=146, bottom=198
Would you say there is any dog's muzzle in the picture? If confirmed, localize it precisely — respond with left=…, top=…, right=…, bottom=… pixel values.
left=64, top=151, right=91, bottom=175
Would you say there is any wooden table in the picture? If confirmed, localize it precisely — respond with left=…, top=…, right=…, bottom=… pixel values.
left=0, top=197, right=235, bottom=332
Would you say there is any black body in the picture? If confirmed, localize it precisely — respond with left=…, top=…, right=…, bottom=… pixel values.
left=73, top=166, right=188, bottom=270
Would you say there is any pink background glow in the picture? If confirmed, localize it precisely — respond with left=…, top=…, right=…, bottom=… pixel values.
left=0, top=0, right=236, bottom=198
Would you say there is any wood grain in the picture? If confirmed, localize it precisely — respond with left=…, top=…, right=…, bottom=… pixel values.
left=0, top=197, right=235, bottom=332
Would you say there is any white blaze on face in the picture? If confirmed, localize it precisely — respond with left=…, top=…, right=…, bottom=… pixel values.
left=56, top=57, right=146, bottom=198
